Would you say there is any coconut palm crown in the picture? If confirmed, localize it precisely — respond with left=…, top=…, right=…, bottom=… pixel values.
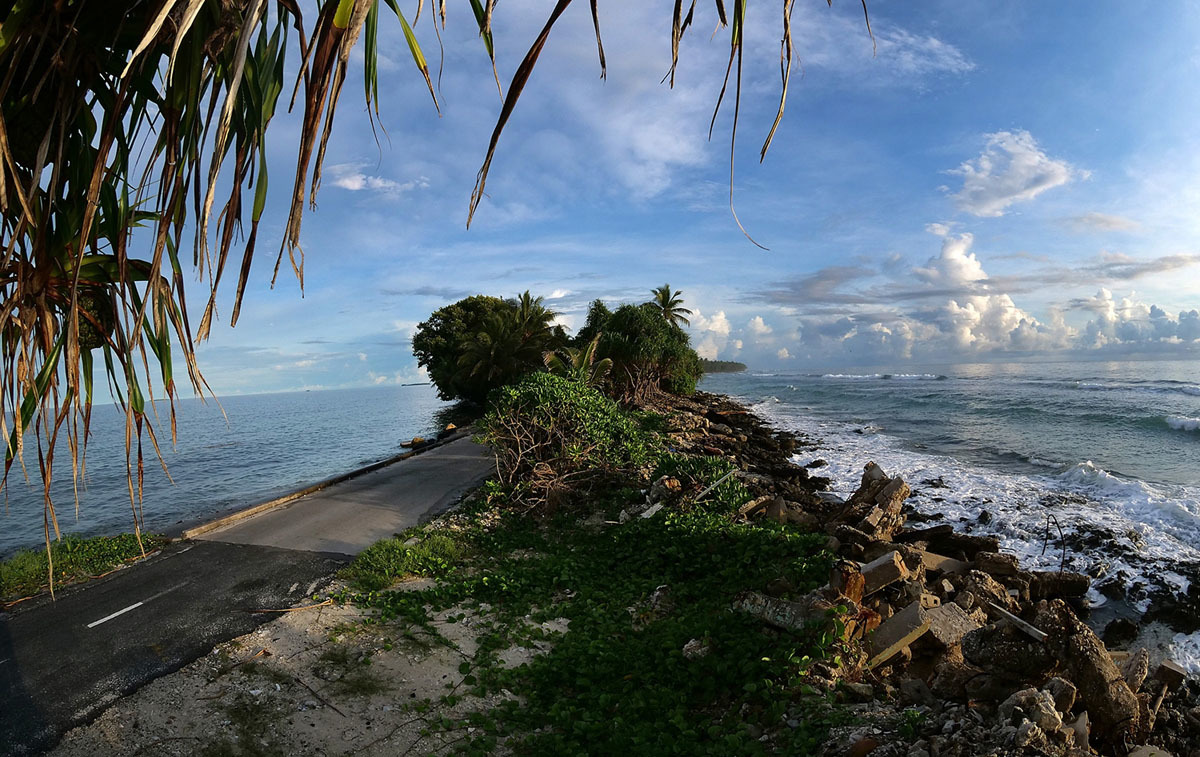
left=650, top=284, right=693, bottom=328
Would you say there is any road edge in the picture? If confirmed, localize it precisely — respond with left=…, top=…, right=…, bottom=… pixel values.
left=180, top=428, right=480, bottom=540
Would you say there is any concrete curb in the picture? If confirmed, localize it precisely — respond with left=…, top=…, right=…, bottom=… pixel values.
left=181, top=428, right=478, bottom=540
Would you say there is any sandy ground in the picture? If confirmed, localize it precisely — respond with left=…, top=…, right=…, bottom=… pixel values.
left=48, top=577, right=561, bottom=757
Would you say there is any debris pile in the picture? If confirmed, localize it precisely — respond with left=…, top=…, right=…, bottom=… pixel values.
left=733, top=459, right=1200, bottom=756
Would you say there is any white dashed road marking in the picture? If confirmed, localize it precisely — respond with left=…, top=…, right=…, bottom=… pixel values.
left=85, top=580, right=191, bottom=629
left=86, top=602, right=143, bottom=628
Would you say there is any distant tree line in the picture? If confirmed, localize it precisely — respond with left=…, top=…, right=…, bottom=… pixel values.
left=412, top=285, right=702, bottom=406
left=699, top=359, right=748, bottom=374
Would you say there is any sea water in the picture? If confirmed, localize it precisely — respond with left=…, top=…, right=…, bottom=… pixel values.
left=699, top=359, right=1200, bottom=670
left=0, top=384, right=452, bottom=558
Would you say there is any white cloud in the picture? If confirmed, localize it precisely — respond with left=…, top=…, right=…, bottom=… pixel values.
left=1063, top=212, right=1141, bottom=233
left=950, top=130, right=1083, bottom=217
left=776, top=347, right=791, bottom=360
left=914, top=232, right=987, bottom=288
left=328, top=163, right=430, bottom=197
left=547, top=289, right=572, bottom=299
left=747, top=316, right=773, bottom=336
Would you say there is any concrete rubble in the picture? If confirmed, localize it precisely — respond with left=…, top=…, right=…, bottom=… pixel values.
left=646, top=391, right=1200, bottom=756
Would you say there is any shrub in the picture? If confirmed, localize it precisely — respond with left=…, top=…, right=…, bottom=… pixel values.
left=597, top=303, right=703, bottom=403
left=477, top=373, right=658, bottom=503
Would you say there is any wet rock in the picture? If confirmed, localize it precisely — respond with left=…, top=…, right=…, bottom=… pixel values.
left=1101, top=617, right=1139, bottom=649
left=806, top=458, right=828, bottom=469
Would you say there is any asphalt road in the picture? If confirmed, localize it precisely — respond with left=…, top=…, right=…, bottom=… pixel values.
left=1, top=436, right=494, bottom=755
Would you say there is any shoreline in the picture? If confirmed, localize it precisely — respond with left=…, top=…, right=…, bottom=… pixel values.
left=36, top=387, right=1200, bottom=756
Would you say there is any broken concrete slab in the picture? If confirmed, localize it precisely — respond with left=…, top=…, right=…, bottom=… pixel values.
left=861, top=551, right=910, bottom=596
left=922, top=603, right=981, bottom=649
left=868, top=601, right=932, bottom=669
left=1029, top=570, right=1091, bottom=600
left=975, top=551, right=1021, bottom=576
left=919, top=550, right=969, bottom=576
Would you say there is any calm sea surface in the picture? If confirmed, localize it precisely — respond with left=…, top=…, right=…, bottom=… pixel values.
left=1, top=384, right=452, bottom=557
left=700, top=359, right=1200, bottom=669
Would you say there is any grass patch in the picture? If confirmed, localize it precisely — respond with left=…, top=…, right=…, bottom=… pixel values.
left=1, top=532, right=167, bottom=601
left=338, top=530, right=469, bottom=591
left=345, top=485, right=839, bottom=754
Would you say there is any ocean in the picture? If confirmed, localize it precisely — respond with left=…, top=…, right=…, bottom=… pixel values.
left=0, top=384, right=454, bottom=559
left=699, top=359, right=1200, bottom=670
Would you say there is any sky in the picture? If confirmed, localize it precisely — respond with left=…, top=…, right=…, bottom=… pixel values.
left=189, top=0, right=1200, bottom=393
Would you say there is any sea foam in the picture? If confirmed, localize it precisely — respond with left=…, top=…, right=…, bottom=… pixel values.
left=1166, top=415, right=1200, bottom=432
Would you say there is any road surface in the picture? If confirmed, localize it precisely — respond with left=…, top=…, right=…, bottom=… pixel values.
left=1, top=435, right=493, bottom=755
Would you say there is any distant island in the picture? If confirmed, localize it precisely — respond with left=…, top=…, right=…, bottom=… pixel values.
left=699, top=359, right=747, bottom=373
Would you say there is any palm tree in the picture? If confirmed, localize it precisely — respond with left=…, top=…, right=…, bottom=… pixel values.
left=543, top=335, right=613, bottom=387
left=650, top=284, right=693, bottom=328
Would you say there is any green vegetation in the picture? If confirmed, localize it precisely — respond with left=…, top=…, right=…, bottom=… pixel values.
left=1, top=532, right=166, bottom=601
left=594, top=303, right=704, bottom=403
left=650, top=284, right=694, bottom=328
left=412, top=294, right=563, bottom=404
left=477, top=373, right=658, bottom=505
left=543, top=334, right=613, bottom=387
left=414, top=285, right=704, bottom=407
left=700, top=359, right=748, bottom=374
left=342, top=486, right=839, bottom=754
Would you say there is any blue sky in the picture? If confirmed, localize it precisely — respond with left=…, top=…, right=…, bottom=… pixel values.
left=191, top=1, right=1200, bottom=393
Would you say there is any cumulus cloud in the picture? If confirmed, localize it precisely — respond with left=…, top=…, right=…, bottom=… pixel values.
left=776, top=348, right=791, bottom=360
left=748, top=316, right=773, bottom=335
left=949, top=130, right=1083, bottom=217
left=913, top=232, right=987, bottom=288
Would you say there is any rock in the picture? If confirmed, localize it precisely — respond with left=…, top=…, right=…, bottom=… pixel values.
left=895, top=524, right=954, bottom=543
left=961, top=623, right=1058, bottom=681
left=1123, top=648, right=1151, bottom=692
left=1000, top=688, right=1063, bottom=732
left=974, top=551, right=1021, bottom=577
left=861, top=551, right=911, bottom=596
left=1034, top=599, right=1141, bottom=743
left=806, top=458, right=828, bottom=469
left=1030, top=571, right=1092, bottom=600
left=733, top=592, right=821, bottom=633
left=682, top=639, right=710, bottom=659
left=1013, top=721, right=1050, bottom=750
left=847, top=736, right=879, bottom=757
left=784, top=506, right=820, bottom=530
left=962, top=570, right=1020, bottom=614
left=1045, top=677, right=1078, bottom=715
left=1068, top=711, right=1090, bottom=751
left=737, top=495, right=773, bottom=518
left=901, top=678, right=935, bottom=706
left=1127, top=747, right=1175, bottom=757
left=842, top=682, right=875, bottom=702
left=927, top=531, right=1001, bottom=561
left=842, top=463, right=911, bottom=540
left=648, top=476, right=682, bottom=503
left=1101, top=617, right=1140, bottom=649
